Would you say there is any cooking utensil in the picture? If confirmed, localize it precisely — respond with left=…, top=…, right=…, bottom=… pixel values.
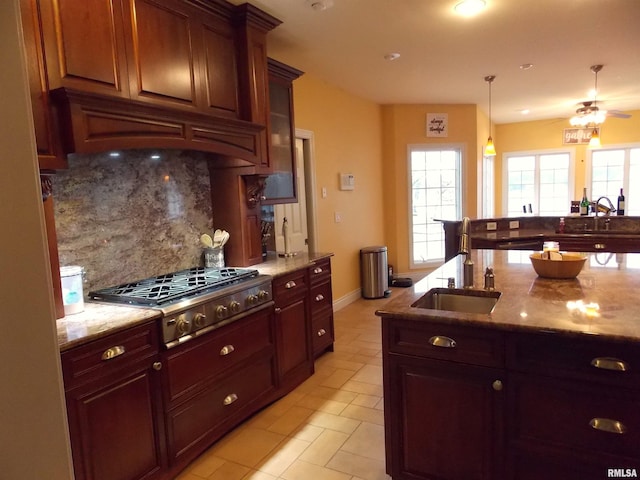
left=220, top=230, right=230, bottom=247
left=213, top=229, right=224, bottom=247
left=200, top=234, right=214, bottom=248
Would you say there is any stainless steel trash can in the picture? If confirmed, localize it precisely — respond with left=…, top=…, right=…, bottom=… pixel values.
left=360, top=246, right=391, bottom=299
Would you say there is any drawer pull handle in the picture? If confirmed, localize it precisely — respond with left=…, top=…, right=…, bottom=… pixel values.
left=428, top=336, right=456, bottom=348
left=101, top=345, right=126, bottom=360
left=285, top=281, right=297, bottom=289
left=313, top=267, right=323, bottom=274
left=594, top=243, right=606, bottom=250
left=152, top=361, right=162, bottom=371
left=315, top=294, right=325, bottom=302
left=589, top=418, right=626, bottom=435
left=223, top=393, right=238, bottom=406
left=591, top=357, right=629, bottom=372
left=492, top=380, right=503, bottom=391
left=220, top=345, right=235, bottom=356
left=317, top=328, right=326, bottom=337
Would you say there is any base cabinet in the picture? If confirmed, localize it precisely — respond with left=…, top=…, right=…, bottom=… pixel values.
left=61, top=322, right=166, bottom=480
left=381, top=317, right=640, bottom=480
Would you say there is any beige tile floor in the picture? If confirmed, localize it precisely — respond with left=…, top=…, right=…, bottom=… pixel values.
left=176, top=294, right=396, bottom=480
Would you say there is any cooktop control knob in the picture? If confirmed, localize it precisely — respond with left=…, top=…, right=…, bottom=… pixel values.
left=246, top=294, right=258, bottom=306
left=215, top=305, right=228, bottom=319
left=193, top=312, right=206, bottom=328
left=258, top=290, right=270, bottom=301
left=229, top=300, right=241, bottom=314
left=176, top=314, right=192, bottom=336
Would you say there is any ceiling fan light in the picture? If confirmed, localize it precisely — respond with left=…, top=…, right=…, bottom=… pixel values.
left=485, top=136, right=496, bottom=156
left=589, top=129, right=601, bottom=148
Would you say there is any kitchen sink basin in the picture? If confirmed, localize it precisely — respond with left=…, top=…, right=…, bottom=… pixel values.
left=412, top=288, right=501, bottom=314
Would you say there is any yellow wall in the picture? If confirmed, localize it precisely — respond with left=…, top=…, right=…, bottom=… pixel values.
left=495, top=111, right=640, bottom=214
left=293, top=74, right=385, bottom=300
left=381, top=104, right=480, bottom=273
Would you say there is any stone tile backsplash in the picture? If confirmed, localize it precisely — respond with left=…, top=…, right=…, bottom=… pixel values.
left=53, top=150, right=214, bottom=293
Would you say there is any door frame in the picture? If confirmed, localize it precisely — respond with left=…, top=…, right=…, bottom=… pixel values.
left=296, top=128, right=319, bottom=253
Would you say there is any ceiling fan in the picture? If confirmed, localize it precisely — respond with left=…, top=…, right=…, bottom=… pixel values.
left=569, top=65, right=632, bottom=126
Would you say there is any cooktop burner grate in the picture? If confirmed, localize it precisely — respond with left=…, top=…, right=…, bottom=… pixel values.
left=89, top=267, right=259, bottom=306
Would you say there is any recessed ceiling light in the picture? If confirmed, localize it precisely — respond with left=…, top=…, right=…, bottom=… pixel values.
left=384, top=53, right=401, bottom=61
left=307, top=0, right=333, bottom=11
left=520, top=109, right=530, bottom=115
left=454, top=0, right=486, bottom=17
left=519, top=63, right=534, bottom=70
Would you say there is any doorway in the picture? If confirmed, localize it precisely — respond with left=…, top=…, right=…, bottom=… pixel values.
left=271, top=129, right=318, bottom=255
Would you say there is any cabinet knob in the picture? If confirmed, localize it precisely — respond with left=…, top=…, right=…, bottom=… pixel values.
left=101, top=345, right=126, bottom=361
left=220, top=345, right=235, bottom=356
left=428, top=335, right=456, bottom=348
left=594, top=243, right=606, bottom=250
left=591, top=357, right=629, bottom=372
left=492, top=380, right=503, bottom=391
left=152, top=361, right=162, bottom=371
left=317, top=328, right=326, bottom=337
left=275, top=307, right=281, bottom=314
left=315, top=294, right=325, bottom=302
left=589, top=418, right=626, bottom=434
left=313, top=267, right=323, bottom=274
left=223, top=393, right=238, bottom=406
left=285, top=280, right=297, bottom=289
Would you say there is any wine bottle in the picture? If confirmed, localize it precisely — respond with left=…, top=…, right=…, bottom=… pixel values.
left=617, top=188, right=625, bottom=215
left=580, top=187, right=590, bottom=216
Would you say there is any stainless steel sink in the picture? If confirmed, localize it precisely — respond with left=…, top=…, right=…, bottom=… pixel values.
left=412, top=288, right=501, bottom=314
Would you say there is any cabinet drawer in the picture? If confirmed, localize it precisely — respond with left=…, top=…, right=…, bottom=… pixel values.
left=312, top=309, right=334, bottom=355
left=310, top=281, right=332, bottom=314
left=507, top=332, right=640, bottom=387
left=510, top=374, right=640, bottom=460
left=163, top=309, right=273, bottom=404
left=383, top=320, right=504, bottom=368
left=61, top=322, right=159, bottom=389
left=309, top=258, right=331, bottom=286
left=273, top=268, right=308, bottom=304
left=167, top=353, right=275, bottom=463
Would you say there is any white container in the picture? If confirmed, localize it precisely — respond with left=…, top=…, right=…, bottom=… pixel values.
left=60, top=266, right=84, bottom=315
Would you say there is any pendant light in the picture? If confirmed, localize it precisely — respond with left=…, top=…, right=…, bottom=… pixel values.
left=484, top=75, right=496, bottom=156
left=589, top=128, right=601, bottom=148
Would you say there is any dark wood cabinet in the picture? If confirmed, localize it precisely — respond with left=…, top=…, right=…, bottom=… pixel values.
left=506, top=332, right=640, bottom=478
left=381, top=316, right=640, bottom=480
left=263, top=58, right=304, bottom=203
left=309, top=258, right=334, bottom=356
left=272, top=266, right=314, bottom=393
left=61, top=322, right=166, bottom=480
left=161, top=308, right=276, bottom=471
left=382, top=319, right=505, bottom=480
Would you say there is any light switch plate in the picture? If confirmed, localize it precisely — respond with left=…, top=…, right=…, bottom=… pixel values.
left=339, top=173, right=355, bottom=191
left=509, top=220, right=519, bottom=229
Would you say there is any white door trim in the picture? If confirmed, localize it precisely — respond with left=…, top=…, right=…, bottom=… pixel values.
left=296, top=128, right=319, bottom=253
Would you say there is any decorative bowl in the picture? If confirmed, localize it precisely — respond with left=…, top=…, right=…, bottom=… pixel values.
left=529, top=252, right=587, bottom=279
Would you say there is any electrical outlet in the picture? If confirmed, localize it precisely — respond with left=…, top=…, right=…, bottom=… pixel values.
left=509, top=220, right=520, bottom=229
left=486, top=222, right=497, bottom=231
left=334, top=211, right=342, bottom=223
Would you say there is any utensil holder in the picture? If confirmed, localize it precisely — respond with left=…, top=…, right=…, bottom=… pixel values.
left=204, top=247, right=225, bottom=268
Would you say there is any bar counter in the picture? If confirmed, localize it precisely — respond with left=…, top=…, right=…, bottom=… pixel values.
left=376, top=249, right=640, bottom=343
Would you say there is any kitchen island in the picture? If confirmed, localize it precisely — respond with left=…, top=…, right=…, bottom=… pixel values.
left=376, top=249, right=640, bottom=480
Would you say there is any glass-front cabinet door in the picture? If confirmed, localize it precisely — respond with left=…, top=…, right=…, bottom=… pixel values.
left=263, top=58, right=303, bottom=204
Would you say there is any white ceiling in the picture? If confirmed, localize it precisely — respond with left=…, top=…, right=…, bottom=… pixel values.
left=231, top=0, right=640, bottom=124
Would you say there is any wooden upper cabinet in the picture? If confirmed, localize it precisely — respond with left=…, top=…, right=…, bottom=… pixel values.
left=40, top=0, right=130, bottom=96
left=124, top=0, right=197, bottom=108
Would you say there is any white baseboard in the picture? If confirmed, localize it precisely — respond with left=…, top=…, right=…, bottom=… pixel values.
left=332, top=288, right=362, bottom=312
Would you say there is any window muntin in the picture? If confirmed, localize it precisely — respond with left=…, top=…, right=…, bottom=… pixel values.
left=588, top=146, right=640, bottom=215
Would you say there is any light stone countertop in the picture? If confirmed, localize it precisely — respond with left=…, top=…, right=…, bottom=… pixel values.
left=376, top=249, right=640, bottom=343
left=56, top=252, right=334, bottom=351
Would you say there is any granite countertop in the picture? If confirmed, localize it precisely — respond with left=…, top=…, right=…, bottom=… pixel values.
left=57, top=251, right=334, bottom=351
left=376, top=249, right=640, bottom=343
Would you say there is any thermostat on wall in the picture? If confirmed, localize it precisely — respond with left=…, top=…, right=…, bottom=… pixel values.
left=339, top=173, right=355, bottom=191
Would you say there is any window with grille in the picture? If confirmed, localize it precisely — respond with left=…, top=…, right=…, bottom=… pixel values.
left=588, top=146, right=640, bottom=215
left=409, top=145, right=462, bottom=266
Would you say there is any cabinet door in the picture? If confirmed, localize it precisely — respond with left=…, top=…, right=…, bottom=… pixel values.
left=275, top=297, right=312, bottom=379
left=40, top=0, right=129, bottom=96
left=65, top=364, right=165, bottom=480
left=123, top=0, right=197, bottom=108
left=386, top=354, right=504, bottom=480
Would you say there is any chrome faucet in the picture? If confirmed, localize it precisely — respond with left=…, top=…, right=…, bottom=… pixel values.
left=459, top=217, right=474, bottom=288
left=594, top=196, right=615, bottom=231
